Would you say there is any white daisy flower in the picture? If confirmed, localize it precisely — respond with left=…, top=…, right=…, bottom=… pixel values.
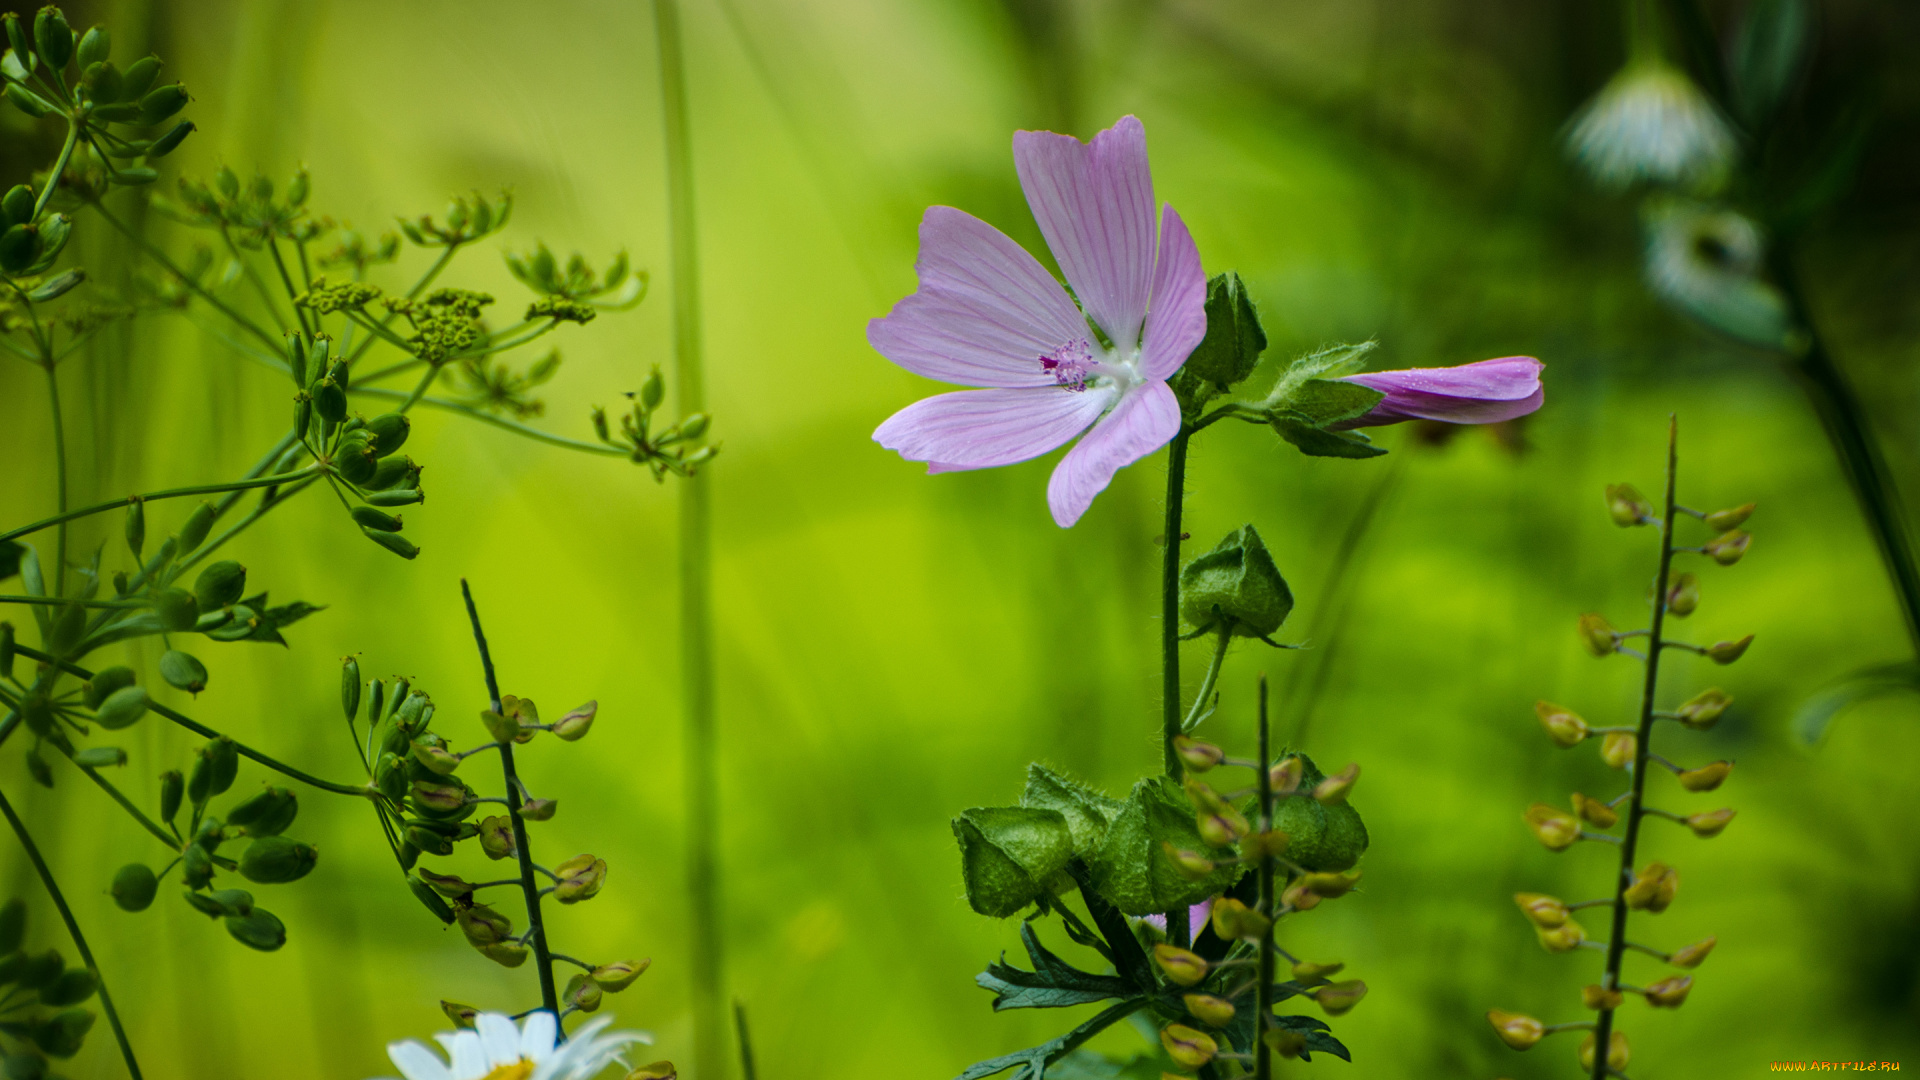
left=371, top=1010, right=651, bottom=1080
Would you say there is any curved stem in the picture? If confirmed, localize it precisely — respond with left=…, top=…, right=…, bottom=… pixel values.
left=1590, top=417, right=1678, bottom=1080
left=0, top=466, right=322, bottom=546
left=0, top=595, right=140, bottom=609
left=1181, top=626, right=1232, bottom=734
left=0, top=784, right=144, bottom=1079
left=31, top=121, right=79, bottom=221
left=460, top=580, right=560, bottom=1020
left=89, top=201, right=282, bottom=352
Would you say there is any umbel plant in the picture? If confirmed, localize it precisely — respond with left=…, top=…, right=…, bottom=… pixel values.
left=866, top=115, right=1545, bottom=1078
left=1488, top=419, right=1749, bottom=1077
left=0, top=5, right=711, bottom=1076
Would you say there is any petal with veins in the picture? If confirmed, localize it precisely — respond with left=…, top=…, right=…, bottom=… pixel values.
left=1015, top=116, right=1157, bottom=351
left=875, top=385, right=1113, bottom=472
left=1138, top=204, right=1207, bottom=381
left=1046, top=381, right=1181, bottom=527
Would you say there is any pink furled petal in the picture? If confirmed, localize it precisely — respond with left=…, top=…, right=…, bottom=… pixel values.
left=1138, top=205, right=1206, bottom=381
left=1335, top=356, right=1545, bottom=428
left=1014, top=116, right=1157, bottom=352
left=1141, top=899, right=1215, bottom=938
left=874, top=385, right=1113, bottom=472
left=1046, top=381, right=1180, bottom=527
left=868, top=206, right=1090, bottom=389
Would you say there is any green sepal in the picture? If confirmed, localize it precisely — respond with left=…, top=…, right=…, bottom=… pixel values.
left=952, top=806, right=1074, bottom=918
left=1020, top=764, right=1122, bottom=857
left=1179, top=525, right=1294, bottom=639
left=1271, top=416, right=1387, bottom=459
left=1182, top=272, right=1267, bottom=389
left=1084, top=776, right=1243, bottom=915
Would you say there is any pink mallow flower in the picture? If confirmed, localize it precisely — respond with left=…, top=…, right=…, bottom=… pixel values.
left=870, top=115, right=1207, bottom=528
left=1332, top=356, right=1544, bottom=429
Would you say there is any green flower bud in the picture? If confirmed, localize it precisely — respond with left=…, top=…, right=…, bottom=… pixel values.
left=591, top=958, right=651, bottom=991
left=563, top=972, right=603, bottom=1013
left=362, top=527, right=419, bottom=560
left=238, top=835, right=317, bottom=884
left=0, top=898, right=24, bottom=954
left=225, top=787, right=297, bottom=836
left=177, top=500, right=215, bottom=554
left=640, top=368, right=665, bottom=410
left=158, top=769, right=183, bottom=825
left=365, top=413, right=410, bottom=457
left=521, top=797, right=557, bottom=821
left=552, top=854, right=607, bottom=904
left=477, top=815, right=515, bottom=860
left=350, top=506, right=402, bottom=533
left=951, top=806, right=1072, bottom=918
left=408, top=875, right=455, bottom=924
left=1179, top=525, right=1294, bottom=638
left=1183, top=272, right=1267, bottom=388
left=33, top=8, right=72, bottom=71
left=110, top=863, right=158, bottom=912
left=181, top=843, right=213, bottom=889
left=456, top=903, right=511, bottom=947
left=193, top=560, right=246, bottom=610
left=224, top=908, right=286, bottom=951
left=404, top=824, right=454, bottom=857
left=552, top=700, right=596, bottom=741
left=123, top=498, right=145, bottom=561
left=120, top=54, right=159, bottom=99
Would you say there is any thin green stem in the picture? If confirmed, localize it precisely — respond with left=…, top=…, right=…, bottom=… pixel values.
left=0, top=466, right=322, bottom=546
left=348, top=390, right=625, bottom=454
left=90, top=201, right=282, bottom=351
left=1254, top=674, right=1275, bottom=1080
left=59, top=748, right=179, bottom=849
left=32, top=121, right=79, bottom=221
left=1160, top=424, right=1192, bottom=949
left=173, top=475, right=319, bottom=579
left=43, top=361, right=67, bottom=600
left=220, top=228, right=290, bottom=335
left=0, top=785, right=144, bottom=1080
left=0, top=595, right=140, bottom=609
left=1181, top=626, right=1231, bottom=734
left=656, top=3, right=725, bottom=1071
left=267, top=240, right=313, bottom=339
left=1590, top=416, right=1678, bottom=1080
left=735, top=1000, right=759, bottom=1080
left=399, top=364, right=441, bottom=413
left=460, top=579, right=560, bottom=1020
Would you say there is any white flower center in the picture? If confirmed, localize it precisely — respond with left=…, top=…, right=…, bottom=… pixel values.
left=1040, top=338, right=1140, bottom=394
left=480, top=1061, right=534, bottom=1080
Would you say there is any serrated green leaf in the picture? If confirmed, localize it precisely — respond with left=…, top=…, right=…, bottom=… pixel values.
left=1085, top=776, right=1243, bottom=915
left=1021, top=765, right=1122, bottom=856
left=952, top=998, right=1147, bottom=1080
left=976, top=922, right=1135, bottom=1011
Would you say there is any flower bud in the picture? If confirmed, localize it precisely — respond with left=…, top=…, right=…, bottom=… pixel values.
left=1582, top=983, right=1624, bottom=1010
left=1280, top=879, right=1322, bottom=912
left=480, top=941, right=529, bottom=968
left=522, top=798, right=557, bottom=821
left=1184, top=271, right=1267, bottom=387
left=1159, top=1024, right=1217, bottom=1067
left=1605, top=483, right=1653, bottom=527
left=591, top=958, right=651, bottom=992
left=456, top=903, right=512, bottom=947
left=1152, top=944, right=1209, bottom=987
left=1669, top=935, right=1716, bottom=968
left=564, top=972, right=603, bottom=1013
left=1535, top=701, right=1590, bottom=748
left=1579, top=613, right=1617, bottom=657
left=111, top=864, right=157, bottom=912
left=1179, top=525, right=1294, bottom=638
left=1172, top=735, right=1224, bottom=773
left=1704, top=503, right=1755, bottom=531
left=1675, top=687, right=1731, bottom=729
left=1313, top=763, right=1358, bottom=805
left=411, top=736, right=460, bottom=776
left=1623, top=862, right=1678, bottom=913
left=1195, top=807, right=1250, bottom=847
left=1600, top=731, right=1636, bottom=769
left=478, top=815, right=516, bottom=860
left=1162, top=842, right=1216, bottom=881
left=1571, top=792, right=1618, bottom=829
left=1666, top=571, right=1700, bottom=616
left=1579, top=1030, right=1629, bottom=1071
left=1677, top=760, right=1733, bottom=792
left=1683, top=807, right=1736, bottom=838
left=1269, top=755, right=1303, bottom=794
left=1513, top=892, right=1568, bottom=929
left=1536, top=918, right=1587, bottom=953
left=553, top=854, right=607, bottom=903
left=1703, top=529, right=1750, bottom=566
left=627, top=1063, right=678, bottom=1080
left=441, top=1001, right=479, bottom=1029
left=1183, top=993, right=1235, bottom=1027
left=1292, top=959, right=1344, bottom=981
left=1209, top=897, right=1270, bottom=941
left=1300, top=869, right=1362, bottom=898
left=1263, top=1029, right=1308, bottom=1058
left=552, top=700, right=596, bottom=741
left=1644, top=974, right=1692, bottom=1008
left=1524, top=803, right=1580, bottom=852
left=1313, top=979, right=1367, bottom=1016
left=238, top=836, right=317, bottom=884
left=1706, top=635, right=1753, bottom=664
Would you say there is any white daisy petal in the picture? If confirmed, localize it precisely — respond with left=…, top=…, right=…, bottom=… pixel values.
left=386, top=1040, right=456, bottom=1080
left=518, top=1011, right=558, bottom=1062
left=433, top=1031, right=488, bottom=1078
left=474, top=1013, right=524, bottom=1067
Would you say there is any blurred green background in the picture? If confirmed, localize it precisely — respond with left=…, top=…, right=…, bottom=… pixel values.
left=4, top=0, right=1920, bottom=1076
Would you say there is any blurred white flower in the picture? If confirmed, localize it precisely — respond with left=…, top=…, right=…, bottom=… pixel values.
left=370, top=1011, right=650, bottom=1080
left=1642, top=197, right=1793, bottom=349
left=1566, top=60, right=1737, bottom=189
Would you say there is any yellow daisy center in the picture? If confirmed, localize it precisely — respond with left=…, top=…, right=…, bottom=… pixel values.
left=480, top=1062, right=535, bottom=1080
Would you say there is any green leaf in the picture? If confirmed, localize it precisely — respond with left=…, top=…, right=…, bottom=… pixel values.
left=952, top=998, right=1147, bottom=1080
left=1730, top=0, right=1810, bottom=129
left=953, top=807, right=1074, bottom=918
left=1270, top=415, right=1388, bottom=459
left=976, top=922, right=1137, bottom=1012
left=1084, top=776, right=1243, bottom=915
left=1021, top=765, right=1122, bottom=857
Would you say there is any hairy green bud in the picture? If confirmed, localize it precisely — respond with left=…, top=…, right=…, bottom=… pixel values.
left=1180, top=524, right=1294, bottom=638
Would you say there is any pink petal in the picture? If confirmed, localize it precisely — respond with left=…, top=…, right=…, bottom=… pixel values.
left=1046, top=381, right=1180, bottom=527
left=874, top=385, right=1113, bottom=472
left=868, top=207, right=1090, bottom=389
left=1014, top=116, right=1157, bottom=352
left=1336, top=356, right=1545, bottom=428
left=1138, top=205, right=1206, bottom=381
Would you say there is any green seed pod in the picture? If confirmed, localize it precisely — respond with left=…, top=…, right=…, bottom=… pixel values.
left=640, top=368, right=665, bottom=411
left=374, top=751, right=408, bottom=803
left=327, top=359, right=349, bottom=393
left=147, top=118, right=193, bottom=157
left=25, top=267, right=82, bottom=302
left=286, top=167, right=309, bottom=207
left=364, top=412, right=410, bottom=457
left=123, top=498, right=145, bottom=561
left=137, top=82, right=188, bottom=125
left=313, top=378, right=347, bottom=425
left=181, top=843, right=213, bottom=889
left=74, top=24, right=107, bottom=68
left=0, top=898, right=25, bottom=954
left=4, top=14, right=30, bottom=73
left=82, top=59, right=120, bottom=103
left=120, top=54, right=160, bottom=99
left=83, top=666, right=136, bottom=708
left=35, top=211, right=68, bottom=262
left=404, top=824, right=454, bottom=857
left=364, top=489, right=424, bottom=508
left=680, top=412, right=711, bottom=440
left=191, top=816, right=224, bottom=853
left=73, top=747, right=126, bottom=768
left=153, top=587, right=197, bottom=632
left=205, top=888, right=253, bottom=916
left=177, top=500, right=215, bottom=554
left=1179, top=524, right=1294, bottom=639
left=225, top=786, right=297, bottom=837
left=362, top=527, right=420, bottom=560
left=285, top=334, right=308, bottom=387
left=111, top=570, right=130, bottom=595
left=39, top=967, right=97, bottom=1008
left=0, top=621, right=11, bottom=680
left=366, top=678, right=386, bottom=724
left=205, top=737, right=238, bottom=795
left=410, top=735, right=460, bottom=776
left=158, top=769, right=183, bottom=824
left=366, top=453, right=418, bottom=491
left=949, top=806, right=1073, bottom=918
left=238, top=835, right=316, bottom=884
left=397, top=839, right=420, bottom=871
left=1, top=184, right=31, bottom=226
left=408, top=875, right=455, bottom=924
left=294, top=395, right=313, bottom=439
left=350, top=506, right=402, bottom=533
left=110, top=863, right=158, bottom=912
left=32, top=8, right=71, bottom=71
left=0, top=222, right=39, bottom=271
left=455, top=903, right=511, bottom=947
left=590, top=958, right=650, bottom=992
left=158, top=650, right=207, bottom=694
left=182, top=890, right=224, bottom=917
left=93, top=685, right=149, bottom=730
left=193, top=560, right=246, bottom=610
left=336, top=439, right=378, bottom=487
left=224, top=908, right=286, bottom=951
left=4, top=83, right=54, bottom=119
left=212, top=165, right=238, bottom=201
left=249, top=172, right=272, bottom=203
left=91, top=100, right=139, bottom=122
left=386, top=678, right=409, bottom=716
left=109, top=166, right=158, bottom=186
left=340, top=657, right=361, bottom=721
